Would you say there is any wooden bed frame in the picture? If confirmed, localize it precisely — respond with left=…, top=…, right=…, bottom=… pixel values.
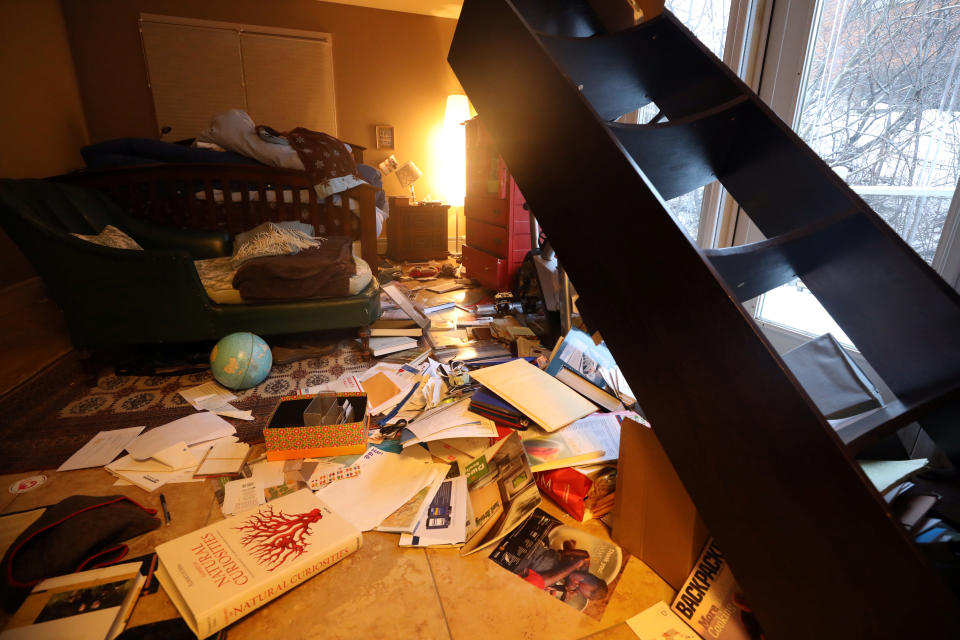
left=53, top=163, right=381, bottom=269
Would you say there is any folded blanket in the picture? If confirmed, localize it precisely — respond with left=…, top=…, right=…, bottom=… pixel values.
left=232, top=235, right=356, bottom=301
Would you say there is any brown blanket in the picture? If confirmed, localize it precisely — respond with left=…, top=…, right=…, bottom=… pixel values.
left=233, top=236, right=356, bottom=302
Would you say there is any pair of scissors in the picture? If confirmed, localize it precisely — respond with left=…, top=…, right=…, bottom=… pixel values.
left=378, top=419, right=408, bottom=438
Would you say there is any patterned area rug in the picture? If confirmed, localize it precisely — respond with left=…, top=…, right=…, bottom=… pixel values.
left=0, top=341, right=371, bottom=474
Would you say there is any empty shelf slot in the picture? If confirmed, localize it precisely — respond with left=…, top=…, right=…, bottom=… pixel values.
left=609, top=96, right=750, bottom=200
left=836, top=382, right=960, bottom=456
left=717, top=102, right=864, bottom=237
left=704, top=211, right=861, bottom=302
left=539, top=12, right=742, bottom=121
left=511, top=0, right=604, bottom=36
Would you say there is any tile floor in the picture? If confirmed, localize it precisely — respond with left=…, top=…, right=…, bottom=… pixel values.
left=0, top=459, right=675, bottom=640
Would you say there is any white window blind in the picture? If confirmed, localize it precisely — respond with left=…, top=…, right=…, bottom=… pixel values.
left=240, top=32, right=338, bottom=135
left=139, top=15, right=337, bottom=141
left=140, top=21, right=246, bottom=140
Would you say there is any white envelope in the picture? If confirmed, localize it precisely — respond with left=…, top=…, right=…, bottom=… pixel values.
left=127, top=412, right=236, bottom=460
left=151, top=441, right=197, bottom=470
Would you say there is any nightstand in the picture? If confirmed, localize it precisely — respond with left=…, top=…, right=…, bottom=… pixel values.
left=387, top=197, right=450, bottom=261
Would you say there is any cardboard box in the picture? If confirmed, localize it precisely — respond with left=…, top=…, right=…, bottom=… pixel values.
left=264, top=392, right=368, bottom=461
left=612, top=417, right=709, bottom=591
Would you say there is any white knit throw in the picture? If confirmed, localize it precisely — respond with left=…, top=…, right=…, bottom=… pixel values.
left=233, top=223, right=324, bottom=265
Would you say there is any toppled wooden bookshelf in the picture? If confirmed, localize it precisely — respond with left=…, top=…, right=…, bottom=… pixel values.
left=449, top=1, right=960, bottom=637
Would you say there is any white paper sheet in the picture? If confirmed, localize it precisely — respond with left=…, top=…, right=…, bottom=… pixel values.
left=106, top=437, right=235, bottom=492
left=376, top=462, right=450, bottom=533
left=127, top=412, right=236, bottom=460
left=221, top=478, right=264, bottom=516
left=179, top=382, right=253, bottom=420
left=313, top=447, right=436, bottom=531
left=625, top=601, right=698, bottom=639
left=56, top=426, right=145, bottom=472
left=303, top=374, right=364, bottom=396
left=151, top=441, right=197, bottom=470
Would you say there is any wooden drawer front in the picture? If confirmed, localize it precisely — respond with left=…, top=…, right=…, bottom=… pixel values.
left=466, top=217, right=509, bottom=257
left=466, top=151, right=508, bottom=198
left=463, top=244, right=507, bottom=290
left=404, top=211, right=445, bottom=233
left=465, top=196, right=509, bottom=227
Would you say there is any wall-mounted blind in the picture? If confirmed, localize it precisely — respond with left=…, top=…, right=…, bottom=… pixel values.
left=139, top=15, right=337, bottom=141
left=240, top=33, right=337, bottom=134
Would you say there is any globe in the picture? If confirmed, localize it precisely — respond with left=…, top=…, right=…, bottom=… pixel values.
left=210, top=332, right=273, bottom=390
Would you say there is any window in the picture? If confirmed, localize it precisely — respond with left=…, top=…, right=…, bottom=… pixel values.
left=634, top=0, right=761, bottom=248
left=139, top=15, right=338, bottom=141
left=742, top=0, right=960, bottom=347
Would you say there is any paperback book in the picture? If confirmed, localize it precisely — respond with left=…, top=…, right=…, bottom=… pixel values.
left=155, top=489, right=361, bottom=638
left=488, top=508, right=625, bottom=620
left=1, top=562, right=144, bottom=640
left=671, top=538, right=765, bottom=640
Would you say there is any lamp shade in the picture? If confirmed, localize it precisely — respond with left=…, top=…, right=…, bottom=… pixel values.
left=395, top=160, right=423, bottom=188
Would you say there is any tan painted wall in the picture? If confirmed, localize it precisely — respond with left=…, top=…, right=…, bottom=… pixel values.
left=0, top=0, right=89, bottom=288
left=61, top=0, right=463, bottom=202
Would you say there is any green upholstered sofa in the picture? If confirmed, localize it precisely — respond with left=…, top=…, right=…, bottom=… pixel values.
left=0, top=179, right=381, bottom=349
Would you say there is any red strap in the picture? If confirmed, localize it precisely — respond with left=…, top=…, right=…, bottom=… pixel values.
left=5, top=496, right=157, bottom=588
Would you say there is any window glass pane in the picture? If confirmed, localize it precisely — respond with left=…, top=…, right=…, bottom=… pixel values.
left=636, top=0, right=731, bottom=239
left=758, top=0, right=960, bottom=338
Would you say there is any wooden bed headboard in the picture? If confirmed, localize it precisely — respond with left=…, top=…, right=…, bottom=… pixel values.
left=52, top=163, right=380, bottom=269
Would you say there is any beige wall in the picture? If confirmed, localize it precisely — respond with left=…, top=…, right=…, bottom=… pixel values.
left=61, top=0, right=463, bottom=202
left=0, top=0, right=89, bottom=289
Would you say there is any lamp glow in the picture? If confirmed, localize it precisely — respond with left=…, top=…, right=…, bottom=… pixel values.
left=442, top=94, right=470, bottom=207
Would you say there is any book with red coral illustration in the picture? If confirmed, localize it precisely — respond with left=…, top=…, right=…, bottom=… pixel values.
left=154, top=489, right=361, bottom=638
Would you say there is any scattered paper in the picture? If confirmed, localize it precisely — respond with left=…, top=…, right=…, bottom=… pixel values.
left=400, top=475, right=468, bottom=547
left=470, top=359, right=596, bottom=432
left=313, top=447, right=436, bottom=531
left=304, top=373, right=364, bottom=395
left=626, top=601, right=699, bottom=639
left=152, top=441, right=197, bottom=470
left=180, top=381, right=236, bottom=410
left=194, top=441, right=250, bottom=478
left=358, top=364, right=417, bottom=415
left=222, top=478, right=264, bottom=516
left=376, top=463, right=450, bottom=533
left=179, top=381, right=253, bottom=420
left=106, top=437, right=236, bottom=492
left=304, top=459, right=362, bottom=490
left=127, top=413, right=236, bottom=460
left=56, top=426, right=145, bottom=472
left=361, top=372, right=402, bottom=409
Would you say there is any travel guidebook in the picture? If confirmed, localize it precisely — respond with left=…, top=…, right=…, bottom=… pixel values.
left=155, top=489, right=361, bottom=638
left=489, top=508, right=625, bottom=620
left=671, top=538, right=765, bottom=640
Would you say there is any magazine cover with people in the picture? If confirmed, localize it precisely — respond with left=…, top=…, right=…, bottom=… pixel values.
left=488, top=508, right=624, bottom=620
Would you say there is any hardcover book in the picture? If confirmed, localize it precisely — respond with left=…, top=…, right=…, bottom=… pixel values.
left=155, top=489, right=362, bottom=639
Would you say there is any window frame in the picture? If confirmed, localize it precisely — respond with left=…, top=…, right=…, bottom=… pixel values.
left=726, top=0, right=960, bottom=351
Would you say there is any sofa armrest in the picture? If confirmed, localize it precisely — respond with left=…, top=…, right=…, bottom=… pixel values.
left=120, top=215, right=231, bottom=259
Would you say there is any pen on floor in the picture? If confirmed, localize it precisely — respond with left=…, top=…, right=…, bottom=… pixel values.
left=159, top=493, right=171, bottom=526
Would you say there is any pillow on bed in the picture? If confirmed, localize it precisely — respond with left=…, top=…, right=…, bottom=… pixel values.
left=71, top=225, right=143, bottom=250
left=197, top=109, right=303, bottom=170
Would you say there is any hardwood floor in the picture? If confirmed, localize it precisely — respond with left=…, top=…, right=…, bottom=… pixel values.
left=0, top=277, right=72, bottom=397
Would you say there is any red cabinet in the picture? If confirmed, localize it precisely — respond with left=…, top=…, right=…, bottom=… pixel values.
left=463, top=118, right=531, bottom=291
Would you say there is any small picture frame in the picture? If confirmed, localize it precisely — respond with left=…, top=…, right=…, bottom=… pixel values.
left=376, top=125, right=395, bottom=149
